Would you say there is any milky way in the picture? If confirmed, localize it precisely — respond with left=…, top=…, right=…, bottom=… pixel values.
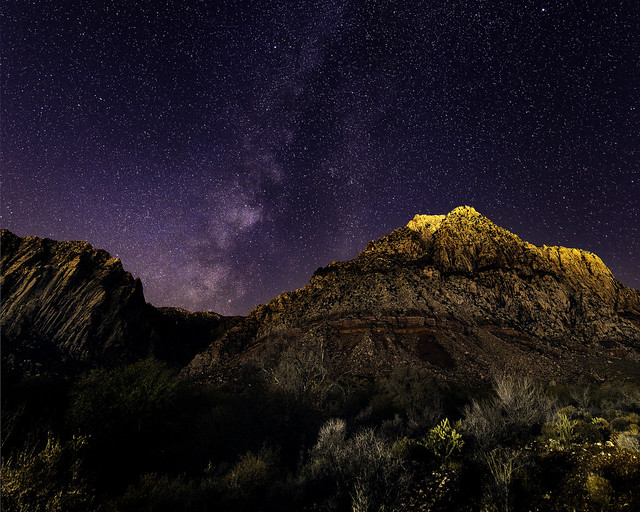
left=2, top=1, right=639, bottom=315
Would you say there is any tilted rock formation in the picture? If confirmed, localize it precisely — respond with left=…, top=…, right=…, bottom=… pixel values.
left=1, top=230, right=236, bottom=376
left=186, top=206, right=640, bottom=384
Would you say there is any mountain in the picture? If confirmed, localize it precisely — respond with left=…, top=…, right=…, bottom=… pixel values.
left=3, top=207, right=639, bottom=384
left=0, top=229, right=237, bottom=376
left=185, top=206, right=640, bottom=384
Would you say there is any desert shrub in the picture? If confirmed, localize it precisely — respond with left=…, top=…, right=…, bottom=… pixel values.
left=551, top=413, right=578, bottom=448
left=356, top=366, right=444, bottom=440
left=463, top=377, right=555, bottom=449
left=418, top=418, right=464, bottom=463
left=556, top=405, right=579, bottom=419
left=594, top=383, right=640, bottom=412
left=610, top=415, right=633, bottom=432
left=591, top=417, right=609, bottom=434
left=303, top=418, right=409, bottom=511
left=570, top=387, right=594, bottom=411
left=260, top=340, right=346, bottom=411
left=69, top=358, right=179, bottom=437
left=221, top=447, right=278, bottom=498
left=1, top=432, right=92, bottom=512
left=573, top=418, right=605, bottom=444
left=482, top=448, right=527, bottom=512
left=371, top=365, right=443, bottom=432
left=390, top=437, right=413, bottom=459
left=614, top=432, right=640, bottom=453
left=543, top=409, right=608, bottom=444
left=116, top=473, right=209, bottom=512
left=68, top=358, right=182, bottom=488
left=585, top=474, right=612, bottom=510
left=1, top=375, right=71, bottom=456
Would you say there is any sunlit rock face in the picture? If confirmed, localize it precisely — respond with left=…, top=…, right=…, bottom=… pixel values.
left=186, top=207, right=640, bottom=384
left=0, top=230, right=235, bottom=376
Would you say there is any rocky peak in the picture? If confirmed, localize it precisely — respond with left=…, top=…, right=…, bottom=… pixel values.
left=186, top=207, right=640, bottom=384
left=406, top=213, right=446, bottom=236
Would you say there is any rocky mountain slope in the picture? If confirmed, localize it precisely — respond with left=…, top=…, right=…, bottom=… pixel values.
left=0, top=229, right=236, bottom=376
left=185, top=206, right=640, bottom=384
left=3, top=207, right=639, bottom=384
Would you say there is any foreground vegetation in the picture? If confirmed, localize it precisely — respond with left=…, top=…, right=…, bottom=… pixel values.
left=2, top=347, right=640, bottom=511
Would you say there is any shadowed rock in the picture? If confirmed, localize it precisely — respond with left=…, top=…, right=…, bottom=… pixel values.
left=1, top=229, right=237, bottom=376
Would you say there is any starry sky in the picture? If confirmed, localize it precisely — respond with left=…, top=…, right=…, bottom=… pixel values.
left=2, top=0, right=639, bottom=315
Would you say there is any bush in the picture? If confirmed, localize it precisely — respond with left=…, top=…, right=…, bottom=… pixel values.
left=221, top=447, right=278, bottom=498
left=117, top=473, right=208, bottom=512
left=418, top=418, right=464, bottom=463
left=552, top=413, right=577, bottom=448
left=614, top=432, right=640, bottom=453
left=69, top=358, right=179, bottom=438
left=585, top=474, right=612, bottom=510
left=482, top=448, right=527, bottom=512
left=259, top=339, right=346, bottom=411
left=572, top=419, right=605, bottom=444
left=610, top=415, right=634, bottom=432
left=303, top=418, right=409, bottom=511
left=67, top=358, right=182, bottom=488
left=594, top=383, right=640, bottom=412
left=464, top=377, right=555, bottom=449
left=1, top=432, right=92, bottom=512
left=591, top=417, right=609, bottom=434
left=369, top=365, right=443, bottom=434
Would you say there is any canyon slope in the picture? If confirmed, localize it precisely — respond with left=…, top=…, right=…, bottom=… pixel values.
left=185, top=206, right=640, bottom=384
left=0, top=229, right=236, bottom=375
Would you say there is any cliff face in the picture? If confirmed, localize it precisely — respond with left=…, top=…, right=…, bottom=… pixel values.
left=186, top=207, right=640, bottom=384
left=0, top=230, right=235, bottom=375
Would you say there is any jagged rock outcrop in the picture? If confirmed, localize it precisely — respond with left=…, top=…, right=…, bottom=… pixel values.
left=186, top=206, right=640, bottom=384
left=0, top=229, right=236, bottom=376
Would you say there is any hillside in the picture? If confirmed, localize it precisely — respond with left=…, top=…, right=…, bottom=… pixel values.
left=185, top=206, right=640, bottom=384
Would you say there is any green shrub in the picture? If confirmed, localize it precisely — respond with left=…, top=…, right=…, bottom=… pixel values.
left=610, top=416, right=632, bottom=432
left=390, top=437, right=413, bottom=459
left=419, top=418, right=464, bottom=463
left=67, top=358, right=182, bottom=489
left=552, top=413, right=577, bottom=447
left=69, top=358, right=179, bottom=438
left=557, top=405, right=578, bottom=419
left=591, top=417, right=609, bottom=432
left=573, top=419, right=604, bottom=444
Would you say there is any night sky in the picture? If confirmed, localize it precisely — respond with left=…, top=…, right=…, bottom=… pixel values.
left=2, top=1, right=639, bottom=315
